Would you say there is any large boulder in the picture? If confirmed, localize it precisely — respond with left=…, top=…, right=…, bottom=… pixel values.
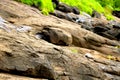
left=0, top=31, right=56, bottom=80
left=36, top=27, right=72, bottom=46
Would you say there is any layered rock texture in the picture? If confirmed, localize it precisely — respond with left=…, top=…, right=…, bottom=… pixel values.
left=0, top=0, right=120, bottom=80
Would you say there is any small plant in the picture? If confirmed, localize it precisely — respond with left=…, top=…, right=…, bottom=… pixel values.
left=107, top=55, right=117, bottom=61
left=70, top=48, right=78, bottom=53
left=115, top=46, right=120, bottom=48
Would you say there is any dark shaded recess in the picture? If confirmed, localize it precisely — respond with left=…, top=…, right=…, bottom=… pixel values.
left=36, top=32, right=50, bottom=42
left=112, top=25, right=120, bottom=40
left=5, top=52, right=13, bottom=57
left=72, top=7, right=80, bottom=14
left=93, top=26, right=110, bottom=33
left=113, top=24, right=120, bottom=29
left=57, top=40, right=68, bottom=46
left=93, top=25, right=120, bottom=41
left=116, top=33, right=120, bottom=40
left=97, top=32, right=117, bottom=40
left=52, top=0, right=59, bottom=5
left=112, top=11, right=120, bottom=18
left=93, top=26, right=117, bottom=40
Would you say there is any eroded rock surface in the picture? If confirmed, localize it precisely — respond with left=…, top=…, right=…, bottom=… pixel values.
left=0, top=73, right=47, bottom=80
left=0, top=0, right=120, bottom=80
left=36, top=27, right=72, bottom=45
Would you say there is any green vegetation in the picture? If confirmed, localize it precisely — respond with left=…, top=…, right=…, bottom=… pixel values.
left=60, top=0, right=104, bottom=15
left=70, top=48, right=78, bottom=53
left=16, top=0, right=54, bottom=15
left=115, top=46, right=120, bottom=48
left=16, top=0, right=120, bottom=20
left=96, top=0, right=118, bottom=19
left=60, top=0, right=119, bottom=20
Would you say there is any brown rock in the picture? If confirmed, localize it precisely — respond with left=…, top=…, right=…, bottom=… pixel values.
left=0, top=32, right=56, bottom=80
left=0, top=73, right=47, bottom=80
left=40, top=27, right=72, bottom=45
left=0, top=0, right=120, bottom=80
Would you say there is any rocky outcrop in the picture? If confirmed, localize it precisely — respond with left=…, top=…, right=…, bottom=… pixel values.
left=0, top=0, right=120, bottom=80
left=36, top=27, right=72, bottom=45
left=50, top=2, right=120, bottom=41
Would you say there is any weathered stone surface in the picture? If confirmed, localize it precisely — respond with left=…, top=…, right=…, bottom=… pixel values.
left=0, top=0, right=120, bottom=80
left=37, top=27, right=72, bottom=45
left=1, top=0, right=120, bottom=56
left=0, top=73, right=47, bottom=80
left=0, top=31, right=56, bottom=80
left=52, top=8, right=120, bottom=41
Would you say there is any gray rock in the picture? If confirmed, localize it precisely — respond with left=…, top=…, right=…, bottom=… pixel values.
left=56, top=3, right=72, bottom=13
left=50, top=10, right=66, bottom=19
left=0, top=17, right=11, bottom=32
left=72, top=7, right=80, bottom=14
left=16, top=25, right=32, bottom=32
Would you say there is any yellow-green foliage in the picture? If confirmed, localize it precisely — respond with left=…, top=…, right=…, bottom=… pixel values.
left=16, top=0, right=120, bottom=20
left=96, top=0, right=114, bottom=20
left=60, top=0, right=104, bottom=15
left=113, top=0, right=120, bottom=11
left=70, top=48, right=78, bottom=53
left=115, top=46, right=120, bottom=48
left=60, top=0, right=115, bottom=20
left=17, top=0, right=54, bottom=15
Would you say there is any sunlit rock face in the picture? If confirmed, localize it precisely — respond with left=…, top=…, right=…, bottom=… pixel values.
left=0, top=0, right=120, bottom=80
